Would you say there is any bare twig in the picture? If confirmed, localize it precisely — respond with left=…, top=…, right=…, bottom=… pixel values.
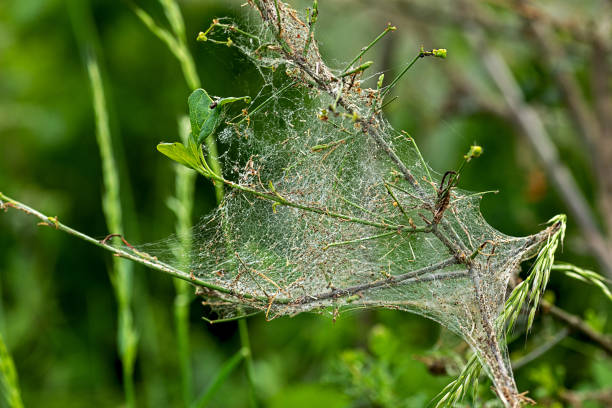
left=541, top=299, right=612, bottom=355
left=296, top=257, right=460, bottom=304
left=511, top=328, right=569, bottom=370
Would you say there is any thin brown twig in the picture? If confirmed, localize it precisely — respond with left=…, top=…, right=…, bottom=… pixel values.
left=511, top=328, right=569, bottom=370
left=541, top=299, right=612, bottom=355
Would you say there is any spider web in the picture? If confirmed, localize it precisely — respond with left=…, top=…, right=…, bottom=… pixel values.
left=136, top=3, right=557, bottom=405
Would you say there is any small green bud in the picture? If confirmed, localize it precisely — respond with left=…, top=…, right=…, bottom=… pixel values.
left=377, top=74, right=385, bottom=89
left=226, top=37, right=233, bottom=47
left=464, top=145, right=483, bottom=161
left=341, top=60, right=373, bottom=77
left=196, top=32, right=208, bottom=42
left=432, top=48, right=447, bottom=58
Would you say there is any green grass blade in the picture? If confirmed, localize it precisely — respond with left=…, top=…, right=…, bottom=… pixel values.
left=169, top=116, right=197, bottom=406
left=238, top=318, right=258, bottom=408
left=86, top=53, right=139, bottom=408
left=159, top=0, right=186, bottom=43
left=191, top=348, right=249, bottom=408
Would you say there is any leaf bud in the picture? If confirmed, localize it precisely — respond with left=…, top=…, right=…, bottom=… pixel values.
left=432, top=48, right=447, bottom=58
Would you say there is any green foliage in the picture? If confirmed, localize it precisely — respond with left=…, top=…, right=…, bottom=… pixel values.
left=187, top=89, right=250, bottom=145
left=326, top=324, right=447, bottom=408
left=0, top=332, right=23, bottom=408
left=158, top=89, right=250, bottom=173
left=157, top=142, right=203, bottom=172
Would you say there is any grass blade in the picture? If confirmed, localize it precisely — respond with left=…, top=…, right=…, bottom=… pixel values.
left=86, top=53, right=139, bottom=408
left=168, top=116, right=197, bottom=406
left=191, top=348, right=249, bottom=408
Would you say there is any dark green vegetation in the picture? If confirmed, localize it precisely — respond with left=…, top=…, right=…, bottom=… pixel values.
left=1, top=0, right=611, bottom=407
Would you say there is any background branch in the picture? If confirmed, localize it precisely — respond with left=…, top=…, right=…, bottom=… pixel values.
left=459, top=2, right=612, bottom=278
left=541, top=299, right=612, bottom=356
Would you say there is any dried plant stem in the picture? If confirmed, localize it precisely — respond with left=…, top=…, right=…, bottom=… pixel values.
left=298, top=258, right=460, bottom=304
left=204, top=173, right=427, bottom=232
left=471, top=266, right=520, bottom=408
left=513, top=0, right=612, bottom=257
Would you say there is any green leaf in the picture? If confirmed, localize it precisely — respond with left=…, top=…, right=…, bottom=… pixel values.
left=157, top=142, right=201, bottom=170
left=188, top=88, right=214, bottom=135
left=188, top=88, right=250, bottom=144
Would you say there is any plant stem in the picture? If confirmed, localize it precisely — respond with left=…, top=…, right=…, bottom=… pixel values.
left=302, top=0, right=318, bottom=56
left=541, top=300, right=612, bottom=355
left=191, top=348, right=249, bottom=408
left=169, top=117, right=197, bottom=407
left=66, top=0, right=141, bottom=403
left=205, top=173, right=420, bottom=232
left=202, top=311, right=261, bottom=324
left=133, top=2, right=225, bottom=202
left=298, top=257, right=460, bottom=304
left=153, top=2, right=200, bottom=404
left=86, top=56, right=138, bottom=408
left=341, top=24, right=395, bottom=75
left=511, top=328, right=569, bottom=370
left=234, top=81, right=296, bottom=125
left=238, top=318, right=258, bottom=408
left=323, top=230, right=399, bottom=250
left=0, top=193, right=237, bottom=297
left=0, top=193, right=458, bottom=308
left=380, top=53, right=422, bottom=100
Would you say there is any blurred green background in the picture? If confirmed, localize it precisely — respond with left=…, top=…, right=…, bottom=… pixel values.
left=1, top=0, right=611, bottom=407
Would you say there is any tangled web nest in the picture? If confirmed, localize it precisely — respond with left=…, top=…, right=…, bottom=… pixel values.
left=142, top=1, right=563, bottom=406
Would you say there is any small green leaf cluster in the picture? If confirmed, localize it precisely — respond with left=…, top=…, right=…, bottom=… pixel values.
left=157, top=89, right=250, bottom=175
